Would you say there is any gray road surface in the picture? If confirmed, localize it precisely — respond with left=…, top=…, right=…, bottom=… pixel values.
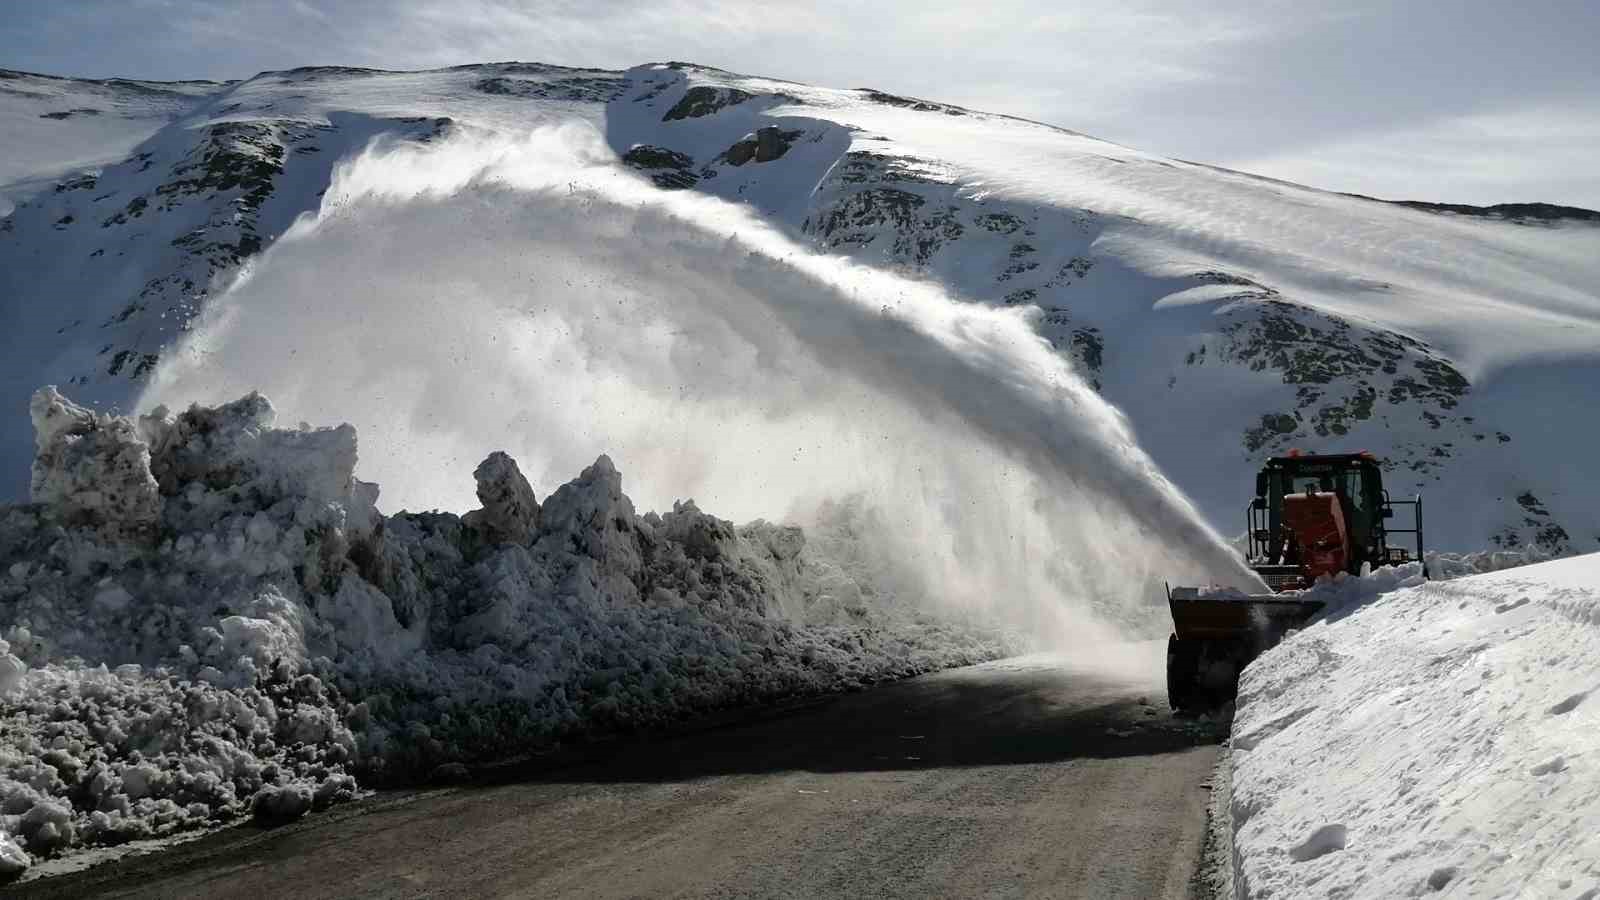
left=16, top=651, right=1221, bottom=899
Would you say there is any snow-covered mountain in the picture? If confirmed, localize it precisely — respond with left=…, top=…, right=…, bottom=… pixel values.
left=0, top=68, right=227, bottom=217
left=4, top=61, right=1598, bottom=553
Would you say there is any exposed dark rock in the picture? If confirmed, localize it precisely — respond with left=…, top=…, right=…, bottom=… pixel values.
left=859, top=89, right=967, bottom=116
left=808, top=187, right=969, bottom=266
left=1070, top=328, right=1104, bottom=389
left=808, top=151, right=977, bottom=267
left=271, top=65, right=384, bottom=82
left=1245, top=414, right=1301, bottom=452
left=156, top=121, right=285, bottom=216
left=754, top=126, right=802, bottom=162
left=997, top=242, right=1039, bottom=281
left=723, top=136, right=757, bottom=166
left=721, top=126, right=804, bottom=166
left=55, top=175, right=98, bottom=193
left=835, top=152, right=951, bottom=185
left=623, top=145, right=693, bottom=170
left=1491, top=491, right=1571, bottom=553
left=622, top=144, right=698, bottom=189
left=39, top=108, right=100, bottom=120
left=1311, top=385, right=1376, bottom=437
left=472, top=76, right=623, bottom=102
left=975, top=213, right=1025, bottom=234
left=1220, top=299, right=1472, bottom=463
left=101, top=195, right=148, bottom=227
left=448, top=61, right=622, bottom=77
left=1046, top=257, right=1094, bottom=287
left=662, top=85, right=754, bottom=121
left=103, top=301, right=144, bottom=327
left=1192, top=270, right=1265, bottom=288
left=1345, top=195, right=1600, bottom=224
left=1516, top=492, right=1550, bottom=517
left=814, top=188, right=919, bottom=242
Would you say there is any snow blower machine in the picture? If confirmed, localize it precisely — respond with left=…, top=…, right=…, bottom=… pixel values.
left=1166, top=451, right=1426, bottom=711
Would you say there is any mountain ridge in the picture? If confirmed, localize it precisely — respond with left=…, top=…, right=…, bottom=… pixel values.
left=3, top=60, right=1598, bottom=554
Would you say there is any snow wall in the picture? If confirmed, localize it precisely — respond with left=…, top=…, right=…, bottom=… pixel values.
left=0, top=386, right=1018, bottom=876
left=1230, top=552, right=1600, bottom=898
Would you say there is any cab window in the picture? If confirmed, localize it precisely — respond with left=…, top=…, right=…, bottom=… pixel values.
left=1342, top=470, right=1367, bottom=513
left=1289, top=475, right=1331, bottom=494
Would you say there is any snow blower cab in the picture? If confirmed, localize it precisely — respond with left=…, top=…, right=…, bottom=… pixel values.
left=1165, top=451, right=1426, bottom=711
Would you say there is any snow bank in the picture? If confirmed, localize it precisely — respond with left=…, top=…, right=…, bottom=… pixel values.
left=1230, top=553, right=1600, bottom=898
left=0, top=387, right=1018, bottom=879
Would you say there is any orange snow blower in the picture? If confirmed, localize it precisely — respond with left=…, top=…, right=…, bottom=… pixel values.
left=1166, top=451, right=1426, bottom=711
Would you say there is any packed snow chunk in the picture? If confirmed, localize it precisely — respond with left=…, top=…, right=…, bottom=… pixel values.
left=139, top=394, right=375, bottom=529
left=0, top=829, right=30, bottom=882
left=660, top=500, right=741, bottom=564
left=28, top=386, right=161, bottom=538
left=1231, top=552, right=1600, bottom=899
left=312, top=773, right=357, bottom=809
left=218, top=610, right=303, bottom=668
left=536, top=454, right=643, bottom=602
left=251, top=783, right=313, bottom=823
left=463, top=451, right=540, bottom=545
left=92, top=580, right=134, bottom=613
left=18, top=800, right=75, bottom=855
left=0, top=641, right=25, bottom=695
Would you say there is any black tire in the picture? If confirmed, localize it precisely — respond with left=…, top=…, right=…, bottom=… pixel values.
left=1166, top=633, right=1199, bottom=712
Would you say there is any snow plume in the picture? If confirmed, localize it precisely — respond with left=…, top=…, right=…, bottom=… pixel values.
left=144, top=122, right=1257, bottom=642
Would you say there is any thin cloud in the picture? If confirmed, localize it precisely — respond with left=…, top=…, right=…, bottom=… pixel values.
left=1231, top=98, right=1600, bottom=208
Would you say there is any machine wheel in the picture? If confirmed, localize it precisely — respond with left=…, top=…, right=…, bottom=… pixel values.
left=1166, top=633, right=1200, bottom=712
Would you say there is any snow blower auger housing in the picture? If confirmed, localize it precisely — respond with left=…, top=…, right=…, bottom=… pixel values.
left=1166, top=451, right=1426, bottom=711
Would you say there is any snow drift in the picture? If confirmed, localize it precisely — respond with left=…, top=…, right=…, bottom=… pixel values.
left=1230, top=553, right=1600, bottom=898
left=0, top=386, right=1017, bottom=878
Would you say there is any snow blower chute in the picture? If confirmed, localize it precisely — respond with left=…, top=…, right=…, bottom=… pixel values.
left=1166, top=451, right=1426, bottom=711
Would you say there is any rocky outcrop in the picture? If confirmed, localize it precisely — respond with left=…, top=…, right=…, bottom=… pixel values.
left=1490, top=491, right=1572, bottom=554
left=1347, top=196, right=1600, bottom=224
left=472, top=75, right=624, bottom=102
left=721, top=126, right=804, bottom=166
left=859, top=89, right=968, bottom=116
left=1212, top=299, right=1471, bottom=469
left=662, top=85, right=754, bottom=121
left=622, top=144, right=697, bottom=189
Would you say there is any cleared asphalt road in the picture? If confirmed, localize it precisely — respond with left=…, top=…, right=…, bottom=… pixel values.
left=18, top=651, right=1222, bottom=899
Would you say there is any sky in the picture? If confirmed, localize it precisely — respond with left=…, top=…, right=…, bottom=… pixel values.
left=4, top=0, right=1599, bottom=209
